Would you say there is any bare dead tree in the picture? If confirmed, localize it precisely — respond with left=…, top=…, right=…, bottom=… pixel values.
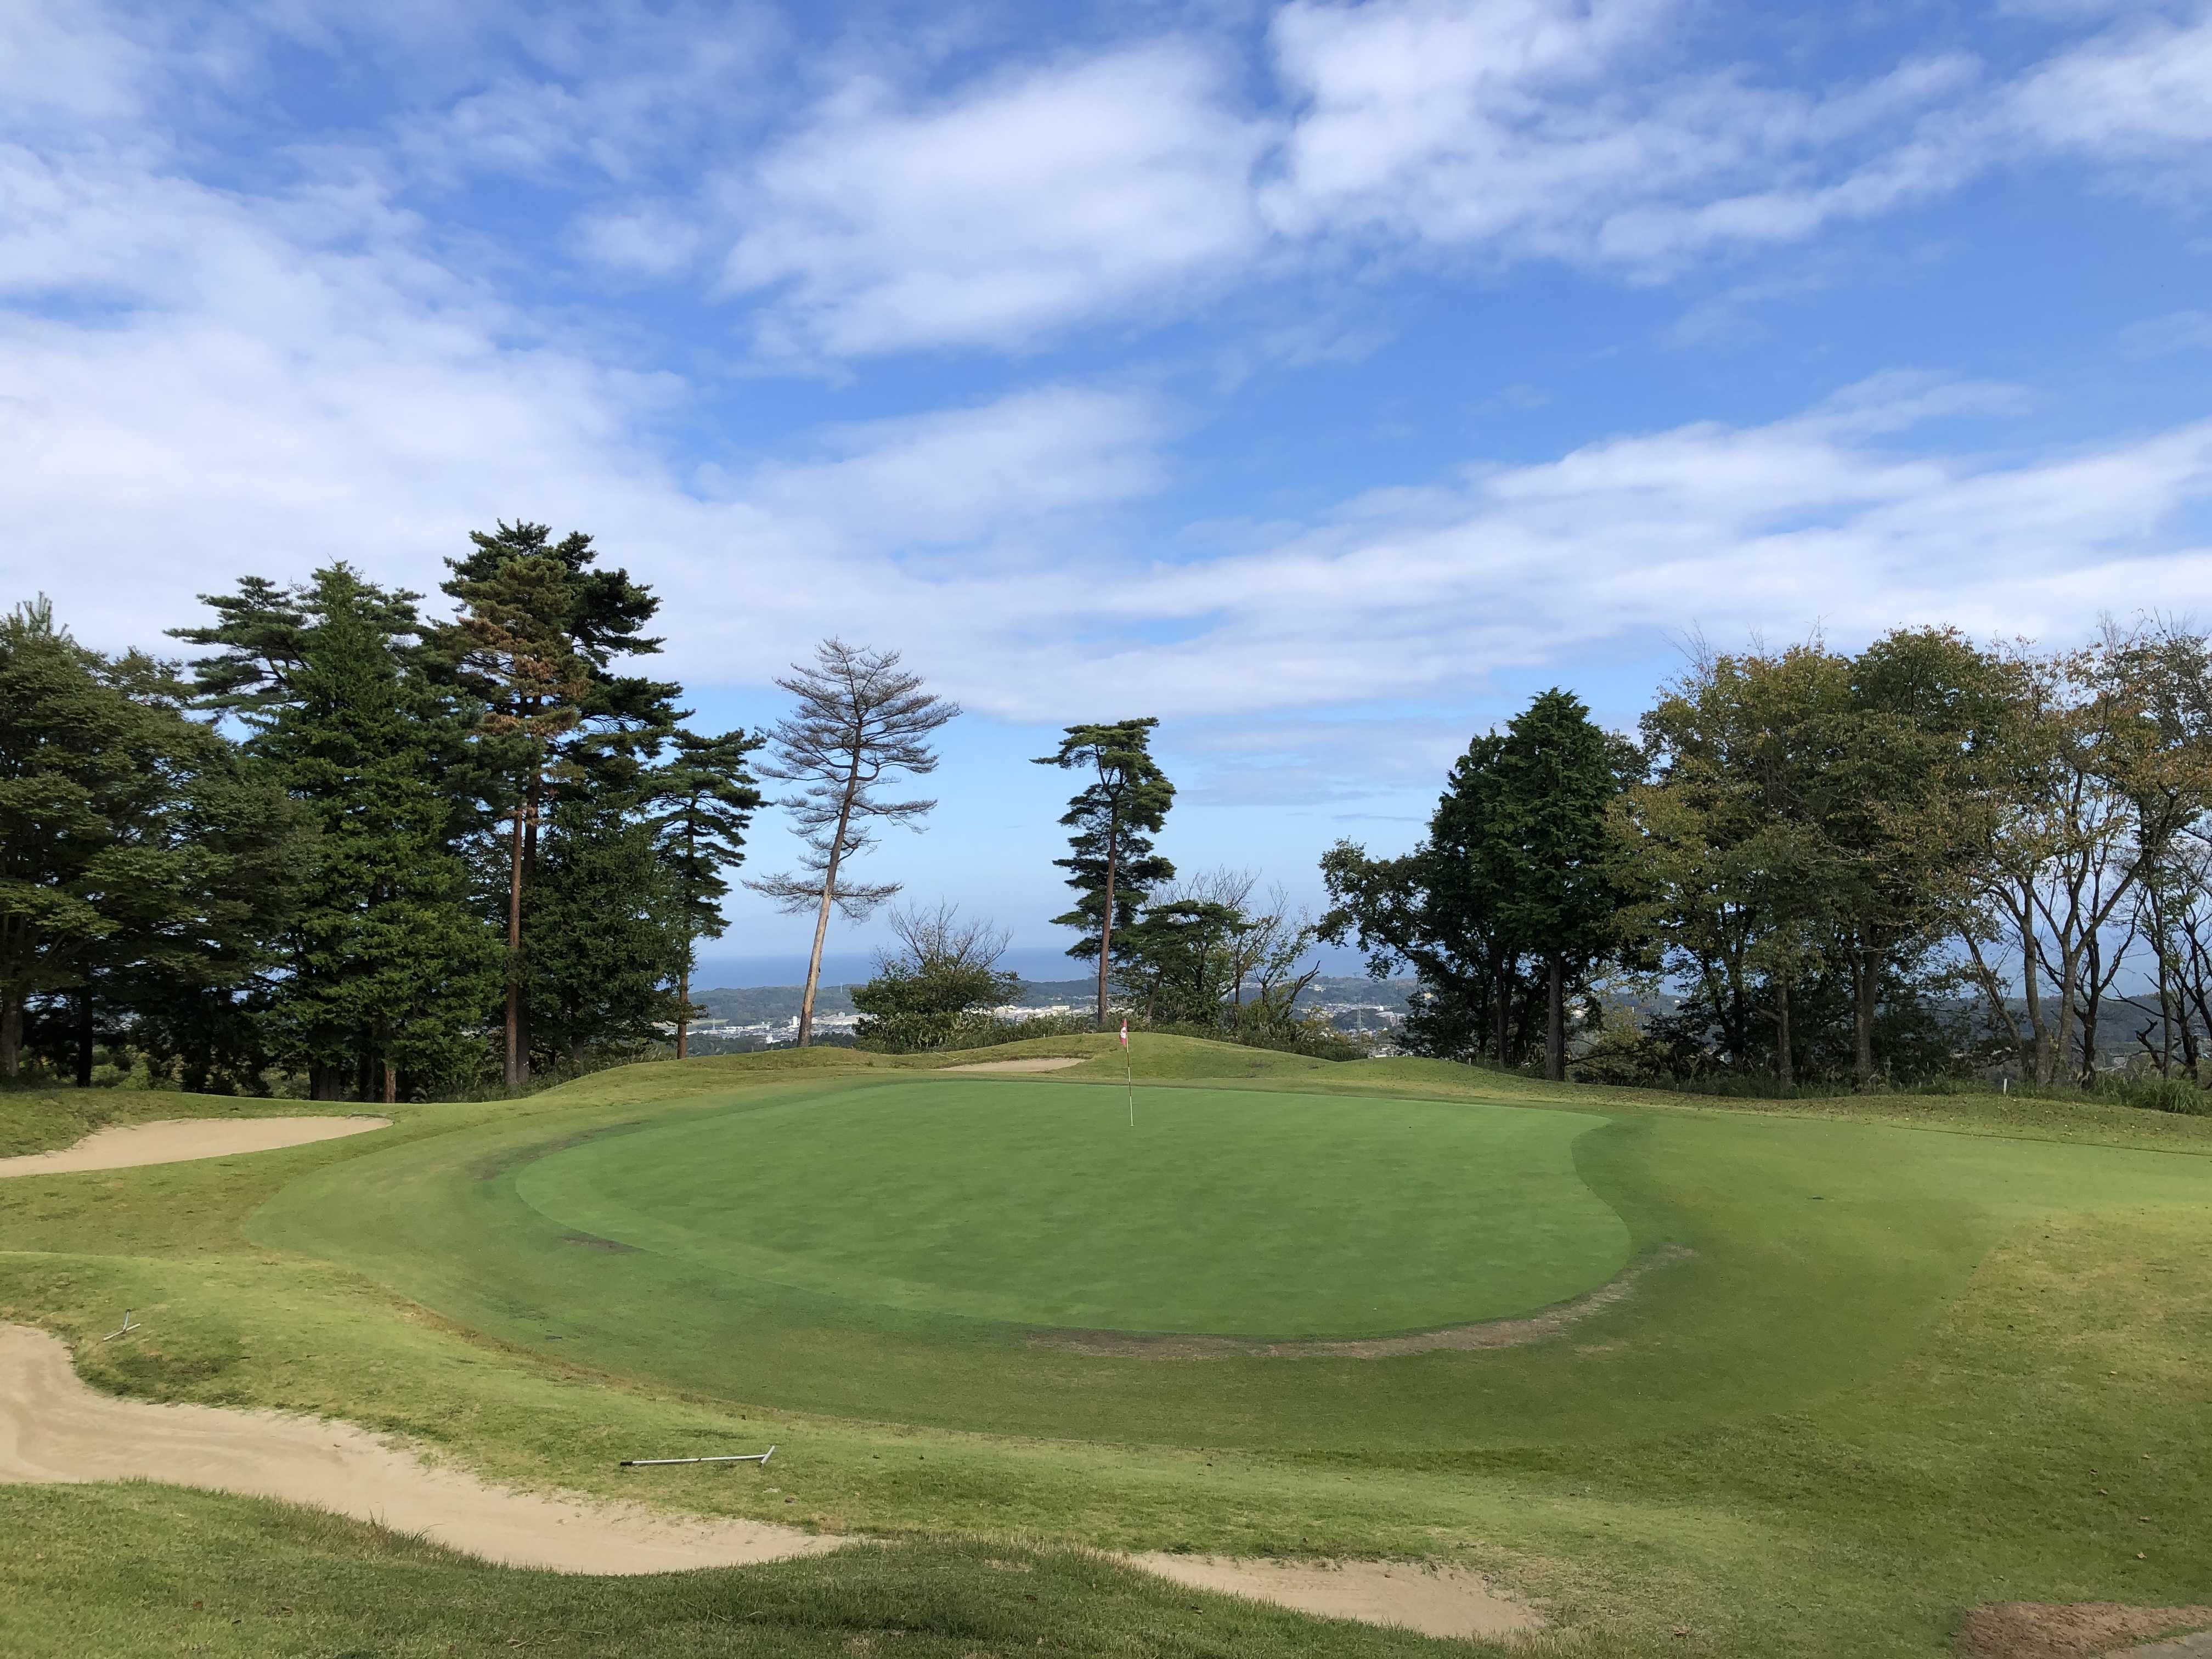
left=744, top=640, right=959, bottom=1045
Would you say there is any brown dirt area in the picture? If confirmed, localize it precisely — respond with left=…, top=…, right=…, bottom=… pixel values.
left=1126, top=1553, right=1542, bottom=1641
left=0, top=1115, right=391, bottom=1178
left=1033, top=1244, right=1694, bottom=1359
left=1954, top=1603, right=2212, bottom=1658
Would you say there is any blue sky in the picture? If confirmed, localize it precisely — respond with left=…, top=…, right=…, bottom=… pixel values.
left=5, top=1, right=2211, bottom=980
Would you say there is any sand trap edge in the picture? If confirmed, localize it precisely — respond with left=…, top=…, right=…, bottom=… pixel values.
left=0, top=1115, right=393, bottom=1178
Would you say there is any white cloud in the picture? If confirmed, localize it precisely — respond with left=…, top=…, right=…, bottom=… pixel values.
left=2122, top=309, right=2212, bottom=355
left=714, top=42, right=1271, bottom=358
left=2001, top=4, right=2212, bottom=166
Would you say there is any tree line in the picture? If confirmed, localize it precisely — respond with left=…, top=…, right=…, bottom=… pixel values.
left=14, top=542, right=2208, bottom=1099
left=1323, top=624, right=2212, bottom=1096
left=0, top=528, right=967, bottom=1096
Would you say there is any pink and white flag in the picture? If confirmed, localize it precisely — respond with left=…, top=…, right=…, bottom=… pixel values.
left=1119, top=1018, right=1128, bottom=1048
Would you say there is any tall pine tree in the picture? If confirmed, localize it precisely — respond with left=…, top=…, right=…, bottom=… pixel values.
left=645, top=729, right=764, bottom=1058
left=1034, top=719, right=1176, bottom=1028
left=258, top=567, right=501, bottom=1100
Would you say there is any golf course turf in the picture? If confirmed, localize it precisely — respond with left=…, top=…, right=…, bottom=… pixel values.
left=4, top=1034, right=2211, bottom=1655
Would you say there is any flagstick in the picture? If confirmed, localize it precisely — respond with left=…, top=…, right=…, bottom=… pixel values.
left=1128, top=1059, right=1134, bottom=1127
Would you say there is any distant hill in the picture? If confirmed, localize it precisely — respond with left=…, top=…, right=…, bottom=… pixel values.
left=692, top=974, right=1417, bottom=1024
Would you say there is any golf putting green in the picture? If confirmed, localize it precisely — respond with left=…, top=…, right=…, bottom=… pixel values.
left=510, top=1080, right=1629, bottom=1338
left=248, top=1063, right=2212, bottom=1453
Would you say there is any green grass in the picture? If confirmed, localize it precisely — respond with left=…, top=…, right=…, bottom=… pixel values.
left=1, top=1486, right=1457, bottom=1659
left=505, top=1079, right=1627, bottom=1336
left=5, top=1035, right=2212, bottom=1655
left=245, top=1063, right=2212, bottom=1454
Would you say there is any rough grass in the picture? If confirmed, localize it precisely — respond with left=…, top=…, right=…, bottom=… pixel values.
left=4, top=1035, right=2211, bottom=1656
left=0, top=1487, right=1460, bottom=1659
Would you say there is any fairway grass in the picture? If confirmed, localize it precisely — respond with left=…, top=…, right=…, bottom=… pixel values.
left=4, top=1035, right=2211, bottom=1656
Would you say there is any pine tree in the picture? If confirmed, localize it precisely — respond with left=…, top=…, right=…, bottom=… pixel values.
left=258, top=567, right=501, bottom=1100
left=1034, top=719, right=1176, bottom=1028
left=1, top=599, right=285, bottom=1079
left=523, top=795, right=685, bottom=1069
left=439, top=523, right=681, bottom=1083
left=644, top=729, right=764, bottom=1058
left=745, top=641, right=960, bottom=1046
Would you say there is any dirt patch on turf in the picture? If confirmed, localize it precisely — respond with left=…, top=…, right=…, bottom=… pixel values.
left=1954, top=1603, right=2212, bottom=1658
left=938, top=1057, right=1088, bottom=1074
left=559, top=1233, right=639, bottom=1253
left=0, top=1325, right=845, bottom=1574
left=1127, top=1553, right=1541, bottom=1641
left=0, top=1116, right=390, bottom=1178
left=1034, top=1245, right=1694, bottom=1359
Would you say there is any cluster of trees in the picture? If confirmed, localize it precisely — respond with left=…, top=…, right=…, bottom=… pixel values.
left=851, top=716, right=1344, bottom=1056
left=1325, top=624, right=2212, bottom=1093
left=24, top=534, right=2205, bottom=1102
left=0, top=529, right=865, bottom=1098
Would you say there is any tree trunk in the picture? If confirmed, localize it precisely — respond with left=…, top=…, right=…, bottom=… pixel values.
left=0, top=995, right=20, bottom=1079
left=1852, top=943, right=1877, bottom=1091
left=798, top=767, right=862, bottom=1047
left=75, top=988, right=95, bottom=1088
left=1492, top=957, right=1510, bottom=1066
left=677, top=961, right=690, bottom=1060
left=310, top=1063, right=343, bottom=1102
left=2020, top=902, right=2051, bottom=1086
left=505, top=789, right=528, bottom=1087
left=1545, top=955, right=1565, bottom=1082
left=1774, top=978, right=1795, bottom=1092
left=382, top=1061, right=397, bottom=1105
left=1096, top=814, right=1120, bottom=1030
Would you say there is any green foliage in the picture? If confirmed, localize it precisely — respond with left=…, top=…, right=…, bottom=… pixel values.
left=645, top=727, right=764, bottom=957
left=1035, top=718, right=1176, bottom=1019
left=1323, top=689, right=1630, bottom=1074
left=256, top=567, right=503, bottom=1098
left=522, top=795, right=686, bottom=1068
left=1, top=599, right=294, bottom=1081
left=853, top=905, right=1019, bottom=1052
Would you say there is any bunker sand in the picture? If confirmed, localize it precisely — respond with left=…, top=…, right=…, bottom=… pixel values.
left=0, top=1116, right=391, bottom=1178
left=936, top=1057, right=1087, bottom=1074
left=2, top=1324, right=1538, bottom=1634
left=0, top=1326, right=844, bottom=1573
left=1127, top=1553, right=1541, bottom=1641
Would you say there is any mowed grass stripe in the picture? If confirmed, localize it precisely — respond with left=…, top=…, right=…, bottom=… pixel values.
left=509, top=1081, right=1629, bottom=1338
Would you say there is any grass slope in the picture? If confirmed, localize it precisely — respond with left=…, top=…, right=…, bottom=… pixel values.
left=4, top=1035, right=2211, bottom=1656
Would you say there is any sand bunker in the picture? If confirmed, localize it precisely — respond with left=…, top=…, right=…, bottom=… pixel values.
left=3, top=1324, right=1538, bottom=1630
left=0, top=1326, right=844, bottom=1573
left=0, top=1116, right=391, bottom=1178
left=1128, top=1553, right=1541, bottom=1641
left=1038, top=1245, right=1695, bottom=1359
left=1954, top=1604, right=2212, bottom=1659
left=938, top=1057, right=1087, bottom=1074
